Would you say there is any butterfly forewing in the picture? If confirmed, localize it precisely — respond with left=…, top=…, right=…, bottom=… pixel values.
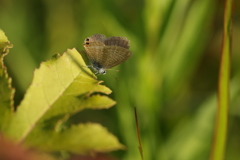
left=85, top=34, right=106, bottom=43
left=83, top=41, right=105, bottom=64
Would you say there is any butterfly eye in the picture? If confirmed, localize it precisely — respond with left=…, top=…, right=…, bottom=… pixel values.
left=86, top=38, right=89, bottom=41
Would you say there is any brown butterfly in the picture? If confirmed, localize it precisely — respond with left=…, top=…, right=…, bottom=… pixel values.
left=83, top=34, right=132, bottom=74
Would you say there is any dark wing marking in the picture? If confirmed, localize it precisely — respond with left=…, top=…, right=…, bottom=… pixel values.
left=84, top=34, right=106, bottom=44
left=104, top=36, right=130, bottom=49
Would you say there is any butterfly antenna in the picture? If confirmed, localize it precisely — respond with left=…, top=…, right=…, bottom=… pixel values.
left=108, top=68, right=119, bottom=72
left=108, top=70, right=119, bottom=81
left=134, top=106, right=144, bottom=160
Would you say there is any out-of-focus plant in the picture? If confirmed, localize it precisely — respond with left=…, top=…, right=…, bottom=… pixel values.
left=210, top=0, right=232, bottom=159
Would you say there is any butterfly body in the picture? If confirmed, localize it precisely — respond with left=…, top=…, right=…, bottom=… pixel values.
left=83, top=34, right=132, bottom=74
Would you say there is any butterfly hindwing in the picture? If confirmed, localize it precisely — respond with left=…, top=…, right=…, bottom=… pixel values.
left=104, top=36, right=130, bottom=49
left=100, top=45, right=132, bottom=69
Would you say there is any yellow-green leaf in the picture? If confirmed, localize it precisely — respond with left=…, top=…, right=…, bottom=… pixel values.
left=5, top=48, right=118, bottom=154
left=25, top=123, right=125, bottom=154
left=0, top=29, right=14, bottom=131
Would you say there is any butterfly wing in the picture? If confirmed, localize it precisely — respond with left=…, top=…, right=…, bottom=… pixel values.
left=104, top=36, right=130, bottom=49
left=84, top=34, right=106, bottom=43
left=99, top=36, right=131, bottom=69
left=100, top=45, right=132, bottom=69
left=83, top=34, right=132, bottom=70
left=83, top=34, right=107, bottom=64
left=83, top=41, right=105, bottom=64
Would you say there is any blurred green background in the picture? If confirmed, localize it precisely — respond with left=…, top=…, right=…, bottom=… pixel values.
left=1, top=0, right=240, bottom=159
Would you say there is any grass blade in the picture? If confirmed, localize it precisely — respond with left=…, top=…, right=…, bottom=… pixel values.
left=210, top=0, right=232, bottom=159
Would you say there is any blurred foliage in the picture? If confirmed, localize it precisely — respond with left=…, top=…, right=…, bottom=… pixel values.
left=0, top=0, right=240, bottom=160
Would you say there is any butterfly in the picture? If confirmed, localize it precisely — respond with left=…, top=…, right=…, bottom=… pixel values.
left=83, top=34, right=132, bottom=75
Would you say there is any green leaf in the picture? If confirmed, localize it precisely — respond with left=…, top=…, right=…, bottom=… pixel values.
left=25, top=123, right=125, bottom=154
left=5, top=48, right=121, bottom=154
left=0, top=29, right=14, bottom=131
